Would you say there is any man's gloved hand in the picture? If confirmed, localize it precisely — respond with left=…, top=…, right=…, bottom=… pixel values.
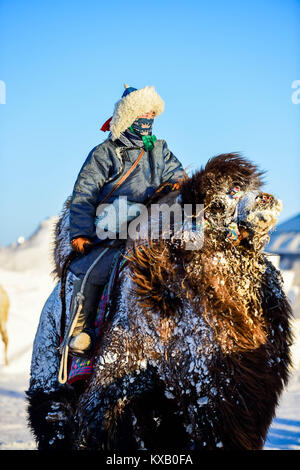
left=172, top=182, right=181, bottom=190
left=71, top=237, right=92, bottom=254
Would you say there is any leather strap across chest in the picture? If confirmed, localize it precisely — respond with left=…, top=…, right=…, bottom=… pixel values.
left=99, top=149, right=145, bottom=206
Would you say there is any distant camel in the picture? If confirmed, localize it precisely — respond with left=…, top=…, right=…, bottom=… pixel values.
left=0, top=285, right=9, bottom=366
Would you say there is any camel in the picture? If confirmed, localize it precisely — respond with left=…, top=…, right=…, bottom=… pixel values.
left=26, top=153, right=293, bottom=450
left=0, top=284, right=9, bottom=366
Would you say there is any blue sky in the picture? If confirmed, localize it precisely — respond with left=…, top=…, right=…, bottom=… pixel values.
left=0, top=0, right=299, bottom=245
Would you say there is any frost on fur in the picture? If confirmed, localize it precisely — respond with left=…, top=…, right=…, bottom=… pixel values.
left=27, top=153, right=293, bottom=451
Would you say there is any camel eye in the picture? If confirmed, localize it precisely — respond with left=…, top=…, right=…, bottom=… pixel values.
left=256, top=193, right=274, bottom=205
left=229, top=186, right=241, bottom=199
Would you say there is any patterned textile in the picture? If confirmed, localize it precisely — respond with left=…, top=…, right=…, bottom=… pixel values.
left=131, top=117, right=154, bottom=136
left=67, top=251, right=129, bottom=384
left=114, top=128, right=144, bottom=148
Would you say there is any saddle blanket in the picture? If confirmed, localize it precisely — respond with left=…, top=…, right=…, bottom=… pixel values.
left=67, top=251, right=128, bottom=384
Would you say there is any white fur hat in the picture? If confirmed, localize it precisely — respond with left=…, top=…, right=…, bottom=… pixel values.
left=109, top=84, right=165, bottom=140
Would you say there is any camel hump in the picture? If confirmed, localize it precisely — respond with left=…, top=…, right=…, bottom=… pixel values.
left=52, top=196, right=73, bottom=279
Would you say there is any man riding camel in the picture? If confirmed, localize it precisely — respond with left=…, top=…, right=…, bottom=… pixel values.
left=67, top=84, right=185, bottom=357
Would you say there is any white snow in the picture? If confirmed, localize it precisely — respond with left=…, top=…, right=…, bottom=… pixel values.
left=264, top=318, right=300, bottom=450
left=0, top=216, right=299, bottom=450
left=0, top=217, right=57, bottom=450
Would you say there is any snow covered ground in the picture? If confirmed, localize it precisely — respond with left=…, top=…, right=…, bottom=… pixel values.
left=0, top=218, right=57, bottom=450
left=0, top=217, right=299, bottom=450
left=264, top=318, right=300, bottom=450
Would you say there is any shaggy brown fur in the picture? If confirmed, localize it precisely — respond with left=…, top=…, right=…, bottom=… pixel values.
left=129, top=153, right=282, bottom=353
left=129, top=239, right=270, bottom=353
left=70, top=154, right=292, bottom=450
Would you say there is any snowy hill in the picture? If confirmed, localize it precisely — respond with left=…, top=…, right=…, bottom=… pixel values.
left=0, top=217, right=58, bottom=272
left=0, top=216, right=299, bottom=450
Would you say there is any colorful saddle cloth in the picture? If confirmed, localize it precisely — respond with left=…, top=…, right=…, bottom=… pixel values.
left=67, top=251, right=128, bottom=384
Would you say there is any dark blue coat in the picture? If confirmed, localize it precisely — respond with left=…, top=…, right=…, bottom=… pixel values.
left=69, top=137, right=184, bottom=283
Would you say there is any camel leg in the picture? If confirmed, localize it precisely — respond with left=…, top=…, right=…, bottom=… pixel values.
left=76, top=368, right=189, bottom=451
left=0, top=325, right=8, bottom=366
left=26, top=386, right=78, bottom=450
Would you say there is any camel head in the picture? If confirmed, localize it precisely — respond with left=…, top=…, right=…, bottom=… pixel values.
left=130, top=153, right=283, bottom=353
left=180, top=153, right=282, bottom=252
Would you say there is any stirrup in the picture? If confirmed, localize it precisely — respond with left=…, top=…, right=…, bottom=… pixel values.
left=68, top=328, right=96, bottom=358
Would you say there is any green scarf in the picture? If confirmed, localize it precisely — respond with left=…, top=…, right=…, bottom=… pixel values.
left=129, top=126, right=157, bottom=151
left=141, top=134, right=157, bottom=151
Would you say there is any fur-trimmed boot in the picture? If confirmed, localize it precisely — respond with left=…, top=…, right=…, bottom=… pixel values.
left=68, top=278, right=104, bottom=357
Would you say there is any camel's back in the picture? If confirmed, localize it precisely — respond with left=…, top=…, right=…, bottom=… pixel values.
left=0, top=285, right=9, bottom=325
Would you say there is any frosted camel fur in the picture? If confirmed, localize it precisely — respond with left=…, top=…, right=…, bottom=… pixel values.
left=27, top=153, right=293, bottom=450
left=0, top=284, right=9, bottom=366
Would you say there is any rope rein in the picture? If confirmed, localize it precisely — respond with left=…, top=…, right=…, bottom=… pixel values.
left=59, top=251, right=78, bottom=340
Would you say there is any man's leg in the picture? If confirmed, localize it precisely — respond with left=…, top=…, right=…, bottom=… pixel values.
left=68, top=243, right=124, bottom=356
left=68, top=279, right=104, bottom=356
